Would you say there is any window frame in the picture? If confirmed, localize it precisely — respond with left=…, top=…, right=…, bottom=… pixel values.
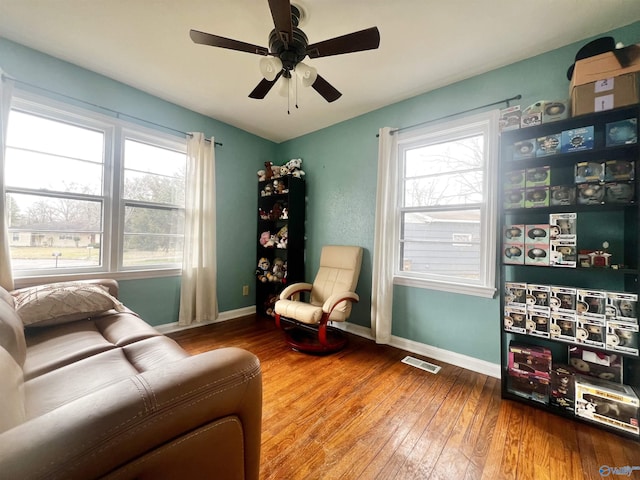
left=5, top=90, right=186, bottom=284
left=392, top=110, right=499, bottom=298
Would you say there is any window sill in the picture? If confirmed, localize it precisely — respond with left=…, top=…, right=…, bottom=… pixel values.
left=13, top=268, right=181, bottom=289
left=393, top=275, right=496, bottom=299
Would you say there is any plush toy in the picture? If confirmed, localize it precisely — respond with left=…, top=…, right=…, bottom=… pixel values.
left=256, top=257, right=270, bottom=283
left=286, top=158, right=305, bottom=178
left=279, top=165, right=290, bottom=176
left=280, top=207, right=288, bottom=220
left=271, top=165, right=282, bottom=179
left=270, top=257, right=285, bottom=283
left=264, top=161, right=274, bottom=180
left=273, top=179, right=286, bottom=194
left=276, top=225, right=288, bottom=249
left=269, top=202, right=283, bottom=220
left=259, top=231, right=271, bottom=246
left=257, top=169, right=266, bottom=181
left=261, top=184, right=273, bottom=197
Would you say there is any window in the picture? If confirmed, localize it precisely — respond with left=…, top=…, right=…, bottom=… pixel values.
left=393, top=110, right=499, bottom=298
left=4, top=93, right=186, bottom=278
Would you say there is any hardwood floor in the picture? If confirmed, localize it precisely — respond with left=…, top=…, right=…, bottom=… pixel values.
left=169, top=316, right=640, bottom=480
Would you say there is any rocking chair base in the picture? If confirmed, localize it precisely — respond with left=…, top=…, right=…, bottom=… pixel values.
left=280, top=321, right=348, bottom=354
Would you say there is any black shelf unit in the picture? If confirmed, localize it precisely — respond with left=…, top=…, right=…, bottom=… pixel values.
left=499, top=104, right=640, bottom=439
left=256, top=175, right=305, bottom=317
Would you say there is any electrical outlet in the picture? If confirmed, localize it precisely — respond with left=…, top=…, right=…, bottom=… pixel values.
left=242, top=285, right=249, bottom=296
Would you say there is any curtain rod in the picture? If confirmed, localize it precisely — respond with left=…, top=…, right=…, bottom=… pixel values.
left=1, top=74, right=223, bottom=147
left=376, top=94, right=522, bottom=137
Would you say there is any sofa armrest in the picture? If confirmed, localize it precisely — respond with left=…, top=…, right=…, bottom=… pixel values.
left=0, top=347, right=262, bottom=480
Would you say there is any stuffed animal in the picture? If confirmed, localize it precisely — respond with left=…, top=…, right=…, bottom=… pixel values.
left=286, top=158, right=305, bottom=178
left=276, top=225, right=288, bottom=249
left=257, top=169, right=266, bottom=181
left=270, top=257, right=285, bottom=283
left=256, top=257, right=270, bottom=283
left=264, top=161, right=274, bottom=180
left=259, top=231, right=271, bottom=246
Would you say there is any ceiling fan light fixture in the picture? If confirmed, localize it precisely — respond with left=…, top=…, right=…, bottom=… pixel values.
left=278, top=76, right=291, bottom=97
left=259, top=57, right=283, bottom=81
left=296, top=62, right=317, bottom=87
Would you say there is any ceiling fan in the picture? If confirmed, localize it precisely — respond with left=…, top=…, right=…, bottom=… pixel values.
left=189, top=0, right=380, bottom=103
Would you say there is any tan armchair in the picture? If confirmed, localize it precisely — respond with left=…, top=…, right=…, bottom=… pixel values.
left=274, top=245, right=363, bottom=353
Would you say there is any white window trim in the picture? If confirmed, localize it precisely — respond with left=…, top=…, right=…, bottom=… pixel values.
left=6, top=89, right=187, bottom=281
left=392, top=110, right=499, bottom=298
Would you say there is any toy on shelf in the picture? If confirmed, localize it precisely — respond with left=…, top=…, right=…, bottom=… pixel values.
left=256, top=257, right=271, bottom=283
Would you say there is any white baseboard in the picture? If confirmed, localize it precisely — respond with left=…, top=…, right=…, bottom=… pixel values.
left=333, top=322, right=500, bottom=378
left=155, top=306, right=256, bottom=334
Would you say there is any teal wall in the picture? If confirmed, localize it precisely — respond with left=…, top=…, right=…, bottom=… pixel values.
left=277, top=21, right=640, bottom=364
left=0, top=37, right=277, bottom=326
left=2, top=20, right=640, bottom=359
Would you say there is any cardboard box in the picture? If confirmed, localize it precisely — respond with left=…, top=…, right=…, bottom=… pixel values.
left=550, top=365, right=576, bottom=412
left=504, top=305, right=527, bottom=334
left=571, top=72, right=640, bottom=116
left=571, top=43, right=640, bottom=88
left=550, top=312, right=577, bottom=343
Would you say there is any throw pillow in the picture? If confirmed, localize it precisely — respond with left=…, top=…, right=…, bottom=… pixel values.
left=11, top=282, right=126, bottom=327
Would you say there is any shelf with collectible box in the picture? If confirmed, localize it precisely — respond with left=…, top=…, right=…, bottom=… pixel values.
left=499, top=104, right=640, bottom=439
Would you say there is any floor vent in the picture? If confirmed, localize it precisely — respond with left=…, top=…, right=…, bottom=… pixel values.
left=401, top=356, right=441, bottom=374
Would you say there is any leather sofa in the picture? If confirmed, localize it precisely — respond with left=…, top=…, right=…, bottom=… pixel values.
left=0, top=279, right=262, bottom=480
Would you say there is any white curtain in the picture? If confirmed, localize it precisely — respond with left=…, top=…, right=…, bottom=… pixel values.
left=371, top=127, right=398, bottom=344
left=0, top=71, right=15, bottom=291
left=178, top=132, right=218, bottom=326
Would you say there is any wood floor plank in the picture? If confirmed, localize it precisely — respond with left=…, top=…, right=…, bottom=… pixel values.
left=169, top=316, right=640, bottom=480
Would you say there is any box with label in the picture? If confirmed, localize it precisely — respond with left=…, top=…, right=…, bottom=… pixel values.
left=520, top=112, right=542, bottom=129
left=550, top=185, right=576, bottom=206
left=525, top=187, right=549, bottom=208
left=504, top=188, right=525, bottom=209
left=536, top=134, right=562, bottom=157
left=577, top=289, right=607, bottom=320
left=499, top=105, right=521, bottom=132
left=503, top=244, right=524, bottom=265
left=508, top=371, right=550, bottom=404
left=575, top=161, right=604, bottom=183
left=577, top=183, right=605, bottom=205
left=508, top=342, right=552, bottom=378
left=606, top=118, right=637, bottom=146
left=575, top=375, right=639, bottom=435
left=526, top=166, right=550, bottom=187
left=576, top=317, right=606, bottom=348
left=551, top=311, right=577, bottom=343
left=561, top=126, right=594, bottom=153
left=572, top=73, right=640, bottom=117
left=604, top=181, right=635, bottom=204
left=569, top=346, right=623, bottom=383
left=503, top=224, right=524, bottom=244
left=513, top=139, right=536, bottom=160
left=525, top=243, right=549, bottom=266
left=606, top=321, right=639, bottom=356
left=550, top=365, right=576, bottom=412
left=606, top=291, right=638, bottom=324
left=504, top=305, right=527, bottom=334
left=526, top=284, right=551, bottom=309
left=525, top=224, right=549, bottom=244
left=504, top=169, right=525, bottom=189
left=549, top=212, right=577, bottom=239
left=550, top=240, right=577, bottom=268
left=571, top=43, right=640, bottom=88
left=604, top=160, right=635, bottom=182
left=551, top=286, right=576, bottom=313
left=528, top=309, right=550, bottom=338
left=505, top=282, right=527, bottom=306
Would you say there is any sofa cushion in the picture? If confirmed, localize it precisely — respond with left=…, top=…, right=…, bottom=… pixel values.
left=12, top=282, right=125, bottom=327
left=0, top=287, right=27, bottom=367
left=0, top=347, right=26, bottom=433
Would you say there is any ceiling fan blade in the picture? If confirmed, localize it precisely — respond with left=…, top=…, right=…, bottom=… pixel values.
left=249, top=70, right=284, bottom=99
left=307, top=27, right=380, bottom=58
left=268, top=0, right=293, bottom=46
left=190, top=29, right=269, bottom=56
left=311, top=74, right=342, bottom=103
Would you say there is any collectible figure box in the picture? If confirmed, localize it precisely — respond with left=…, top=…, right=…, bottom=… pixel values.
left=507, top=371, right=550, bottom=404
left=505, top=169, right=525, bottom=189
left=575, top=375, right=639, bottom=435
left=569, top=346, right=623, bottom=383
left=542, top=101, right=570, bottom=123
left=550, top=185, right=576, bottom=206
left=549, top=212, right=577, bottom=238
left=504, top=188, right=525, bottom=209
left=551, top=286, right=576, bottom=313
left=504, top=305, right=527, bottom=334
left=604, top=160, right=635, bottom=182
left=606, top=118, right=637, bottom=146
left=508, top=342, right=552, bottom=378
left=550, top=365, right=575, bottom=412
left=527, top=284, right=551, bottom=309
left=577, top=317, right=606, bottom=348
left=499, top=105, right=521, bottom=132
left=526, top=166, right=550, bottom=187
left=551, top=311, right=577, bottom=343
left=528, top=309, right=550, bottom=338
left=503, top=244, right=524, bottom=265
left=525, top=243, right=549, bottom=266
left=577, top=289, right=607, bottom=320
left=604, top=181, right=635, bottom=204
left=513, top=139, right=536, bottom=160
left=606, top=321, right=639, bottom=356
left=561, top=126, right=594, bottom=153
left=525, top=224, right=549, bottom=245
left=606, top=291, right=638, bottom=324
left=505, top=282, right=527, bottom=306
left=536, top=134, right=561, bottom=157
left=525, top=187, right=549, bottom=208
left=550, top=240, right=577, bottom=268
left=503, top=224, right=524, bottom=244
left=577, top=183, right=605, bottom=205
left=520, top=112, right=542, bottom=129
left=575, top=161, right=604, bottom=183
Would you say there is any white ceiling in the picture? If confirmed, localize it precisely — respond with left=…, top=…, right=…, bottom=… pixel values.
left=1, top=1, right=639, bottom=143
